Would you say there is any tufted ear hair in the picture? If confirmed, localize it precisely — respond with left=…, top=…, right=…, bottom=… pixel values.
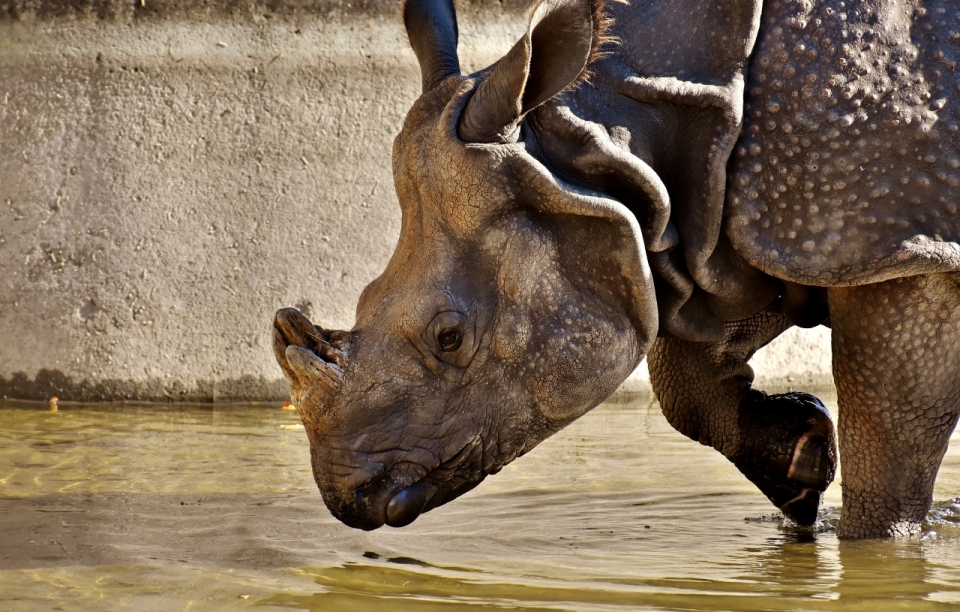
left=403, top=0, right=461, bottom=93
left=458, top=0, right=602, bottom=143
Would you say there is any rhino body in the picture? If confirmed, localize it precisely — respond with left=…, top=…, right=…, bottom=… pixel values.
left=274, top=0, right=960, bottom=539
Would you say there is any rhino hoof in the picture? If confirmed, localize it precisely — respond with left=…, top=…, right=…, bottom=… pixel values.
left=734, top=391, right=837, bottom=526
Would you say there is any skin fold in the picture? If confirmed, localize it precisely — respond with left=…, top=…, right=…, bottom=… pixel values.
left=273, top=0, right=960, bottom=538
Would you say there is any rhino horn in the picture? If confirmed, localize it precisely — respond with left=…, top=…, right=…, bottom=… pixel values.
left=273, top=308, right=349, bottom=421
left=285, top=345, right=344, bottom=392
left=458, top=0, right=597, bottom=143
left=403, top=0, right=461, bottom=93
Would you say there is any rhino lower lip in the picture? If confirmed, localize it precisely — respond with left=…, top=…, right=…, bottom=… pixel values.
left=385, top=480, right=437, bottom=528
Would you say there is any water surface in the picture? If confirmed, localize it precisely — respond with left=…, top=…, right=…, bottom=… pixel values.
left=2, top=391, right=960, bottom=610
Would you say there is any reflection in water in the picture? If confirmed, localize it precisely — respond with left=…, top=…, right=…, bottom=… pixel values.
left=1, top=392, right=960, bottom=610
left=833, top=538, right=960, bottom=608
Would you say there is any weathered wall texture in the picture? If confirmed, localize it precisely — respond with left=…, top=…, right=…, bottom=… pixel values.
left=0, top=0, right=833, bottom=402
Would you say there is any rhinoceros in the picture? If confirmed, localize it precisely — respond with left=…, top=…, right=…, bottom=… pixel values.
left=273, top=0, right=960, bottom=538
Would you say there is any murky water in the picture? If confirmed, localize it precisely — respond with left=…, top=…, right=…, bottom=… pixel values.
left=3, top=390, right=960, bottom=611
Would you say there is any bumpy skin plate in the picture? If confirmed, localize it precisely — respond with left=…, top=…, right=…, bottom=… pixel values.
left=726, top=0, right=960, bottom=286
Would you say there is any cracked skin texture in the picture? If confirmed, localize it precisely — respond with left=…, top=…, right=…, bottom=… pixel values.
left=273, top=0, right=960, bottom=539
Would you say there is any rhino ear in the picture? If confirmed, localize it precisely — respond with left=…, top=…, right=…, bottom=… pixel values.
left=509, top=155, right=661, bottom=359
left=403, top=0, right=461, bottom=93
left=458, top=0, right=598, bottom=143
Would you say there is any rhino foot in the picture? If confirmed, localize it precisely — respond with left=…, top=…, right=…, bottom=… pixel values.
left=733, top=391, right=837, bottom=526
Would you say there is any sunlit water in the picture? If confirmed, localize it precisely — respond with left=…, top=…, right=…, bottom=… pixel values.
left=3, top=390, right=960, bottom=611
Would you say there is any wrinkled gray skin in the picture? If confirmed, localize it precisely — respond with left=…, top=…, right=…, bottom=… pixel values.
left=274, top=0, right=960, bottom=538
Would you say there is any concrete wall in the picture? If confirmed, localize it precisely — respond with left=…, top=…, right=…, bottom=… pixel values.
left=0, top=0, right=833, bottom=402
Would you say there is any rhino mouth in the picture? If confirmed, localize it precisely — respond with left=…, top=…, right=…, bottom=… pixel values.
left=318, top=440, right=490, bottom=530
left=384, top=475, right=485, bottom=527
left=384, top=480, right=437, bottom=527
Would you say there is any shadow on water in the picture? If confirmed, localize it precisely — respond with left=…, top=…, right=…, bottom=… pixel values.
left=2, top=394, right=960, bottom=610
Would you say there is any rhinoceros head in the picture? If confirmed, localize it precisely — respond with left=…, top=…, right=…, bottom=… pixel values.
left=273, top=0, right=660, bottom=530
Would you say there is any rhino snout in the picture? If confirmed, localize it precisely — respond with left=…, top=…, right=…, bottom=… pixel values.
left=313, top=438, right=490, bottom=530
left=315, top=461, right=437, bottom=531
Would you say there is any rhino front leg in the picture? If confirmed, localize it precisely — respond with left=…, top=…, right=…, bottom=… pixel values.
left=649, top=309, right=837, bottom=525
left=829, top=274, right=960, bottom=539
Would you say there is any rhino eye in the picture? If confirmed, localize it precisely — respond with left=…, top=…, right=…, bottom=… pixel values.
left=424, top=311, right=473, bottom=366
left=437, top=327, right=463, bottom=351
